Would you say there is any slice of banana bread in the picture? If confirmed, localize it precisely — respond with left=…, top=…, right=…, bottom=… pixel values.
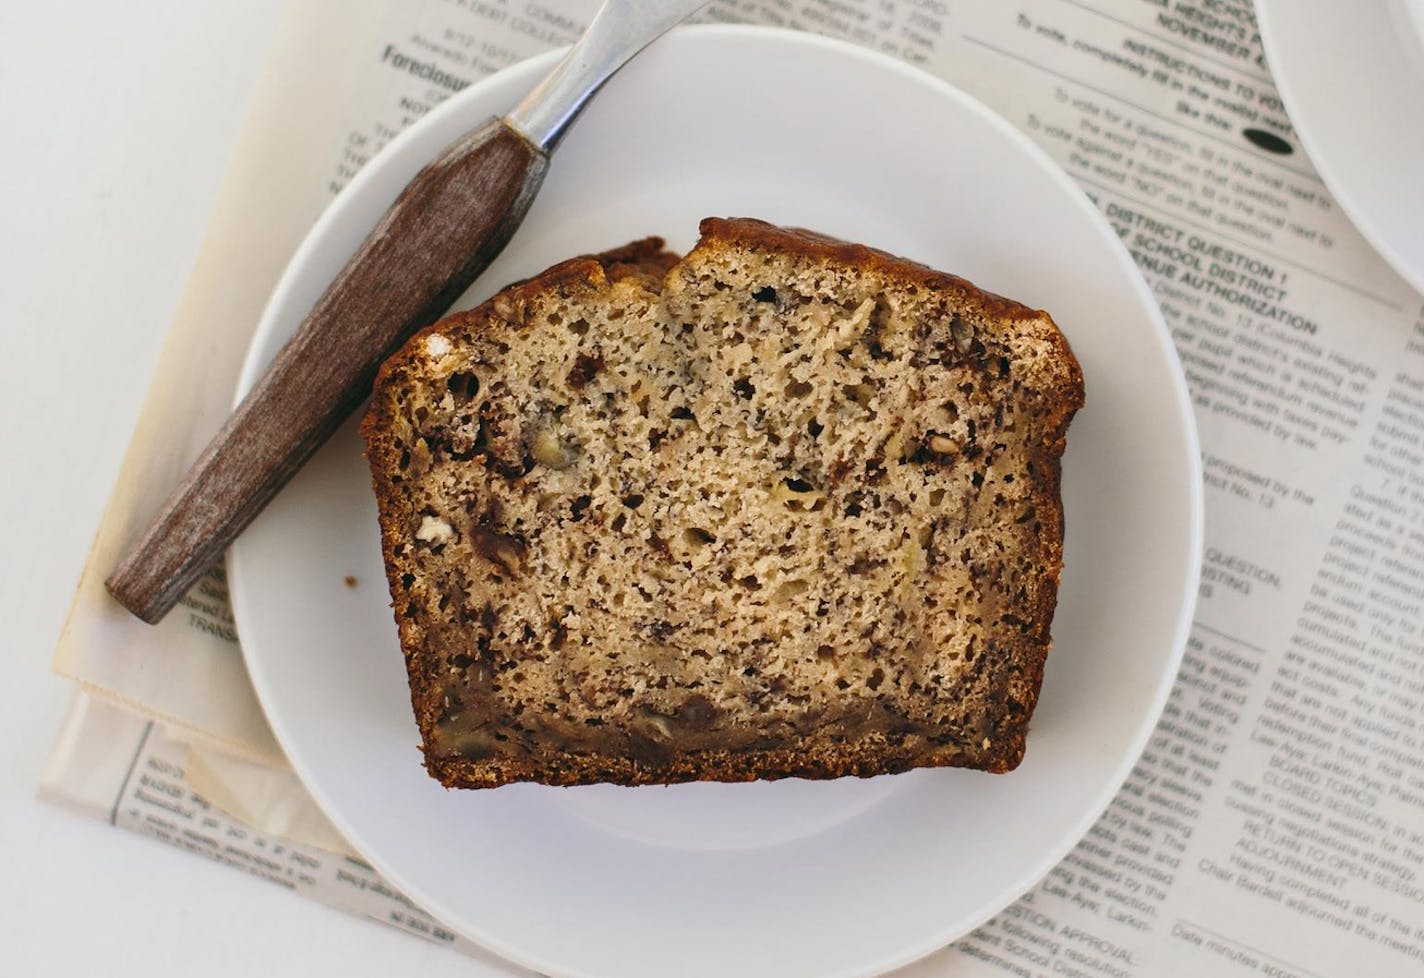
left=361, top=217, right=1083, bottom=788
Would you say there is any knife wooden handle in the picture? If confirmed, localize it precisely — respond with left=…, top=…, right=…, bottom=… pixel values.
left=107, top=117, right=548, bottom=623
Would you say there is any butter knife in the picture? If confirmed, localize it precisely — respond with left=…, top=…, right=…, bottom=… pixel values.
left=107, top=0, right=710, bottom=623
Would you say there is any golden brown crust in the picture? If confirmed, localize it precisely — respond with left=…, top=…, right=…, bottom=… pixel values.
left=362, top=219, right=1082, bottom=789
left=428, top=732, right=1020, bottom=789
left=699, top=217, right=1043, bottom=322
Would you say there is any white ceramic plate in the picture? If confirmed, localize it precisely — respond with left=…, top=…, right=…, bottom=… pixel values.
left=229, top=26, right=1201, bottom=978
left=1256, top=0, right=1424, bottom=297
left=1388, top=0, right=1424, bottom=78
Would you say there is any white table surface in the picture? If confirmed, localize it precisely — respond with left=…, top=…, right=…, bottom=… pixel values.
left=0, top=3, right=499, bottom=975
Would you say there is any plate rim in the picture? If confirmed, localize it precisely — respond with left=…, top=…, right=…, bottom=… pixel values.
left=229, top=22, right=1204, bottom=978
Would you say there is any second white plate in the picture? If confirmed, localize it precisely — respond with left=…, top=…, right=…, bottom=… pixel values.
left=229, top=26, right=1201, bottom=978
left=1256, top=0, right=1424, bottom=297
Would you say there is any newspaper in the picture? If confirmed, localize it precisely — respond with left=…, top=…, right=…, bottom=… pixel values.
left=43, top=0, right=1424, bottom=975
left=39, top=691, right=518, bottom=973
